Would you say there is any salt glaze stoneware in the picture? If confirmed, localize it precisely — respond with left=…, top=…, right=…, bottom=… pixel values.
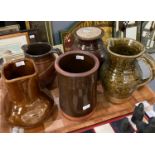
left=2, top=58, right=54, bottom=127
left=73, top=27, right=107, bottom=65
left=55, top=51, right=99, bottom=121
left=22, top=42, right=62, bottom=89
left=100, top=38, right=155, bottom=103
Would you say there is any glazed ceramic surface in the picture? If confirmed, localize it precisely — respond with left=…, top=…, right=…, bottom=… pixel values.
left=22, top=42, right=62, bottom=89
left=2, top=58, right=54, bottom=127
left=55, top=51, right=99, bottom=120
left=73, top=27, right=107, bottom=65
left=100, top=38, right=155, bottom=103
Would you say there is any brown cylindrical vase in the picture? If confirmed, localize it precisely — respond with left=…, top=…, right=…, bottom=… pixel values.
left=55, top=51, right=99, bottom=121
left=2, top=58, right=54, bottom=127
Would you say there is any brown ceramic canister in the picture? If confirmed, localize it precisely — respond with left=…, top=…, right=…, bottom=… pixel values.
left=2, top=58, right=54, bottom=127
left=73, top=27, right=107, bottom=65
left=55, top=51, right=99, bottom=121
left=22, top=42, right=62, bottom=89
left=100, top=38, right=155, bottom=103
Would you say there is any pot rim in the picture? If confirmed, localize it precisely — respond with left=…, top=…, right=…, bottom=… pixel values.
left=22, top=42, right=55, bottom=58
left=2, top=58, right=38, bottom=83
left=55, top=51, right=99, bottom=78
left=107, top=38, right=145, bottom=58
left=75, top=26, right=104, bottom=41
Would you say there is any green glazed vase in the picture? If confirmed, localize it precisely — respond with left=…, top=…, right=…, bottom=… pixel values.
left=100, top=38, right=155, bottom=103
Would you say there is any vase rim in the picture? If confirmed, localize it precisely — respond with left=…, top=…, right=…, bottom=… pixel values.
left=2, top=58, right=38, bottom=83
left=107, top=38, right=145, bottom=58
left=55, top=51, right=99, bottom=78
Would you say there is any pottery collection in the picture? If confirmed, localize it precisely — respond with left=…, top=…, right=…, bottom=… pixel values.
left=1, top=26, right=155, bottom=128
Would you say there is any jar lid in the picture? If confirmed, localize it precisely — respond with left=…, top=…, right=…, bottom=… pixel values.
left=76, top=27, right=102, bottom=40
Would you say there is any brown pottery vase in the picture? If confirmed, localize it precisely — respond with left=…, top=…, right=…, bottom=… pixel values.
left=73, top=27, right=107, bottom=65
left=100, top=38, right=155, bottom=103
left=2, top=58, right=54, bottom=127
left=55, top=51, right=99, bottom=121
left=22, top=42, right=62, bottom=89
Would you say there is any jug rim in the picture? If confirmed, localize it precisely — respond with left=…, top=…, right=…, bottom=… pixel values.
left=2, top=58, right=38, bottom=83
left=55, top=51, right=99, bottom=78
left=107, top=38, right=145, bottom=58
left=22, top=42, right=54, bottom=58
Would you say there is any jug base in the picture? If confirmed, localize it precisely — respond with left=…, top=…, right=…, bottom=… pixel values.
left=107, top=96, right=132, bottom=104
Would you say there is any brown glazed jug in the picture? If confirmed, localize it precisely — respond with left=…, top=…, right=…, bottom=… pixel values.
left=22, top=42, right=62, bottom=89
left=55, top=51, right=99, bottom=121
left=100, top=38, right=155, bottom=103
left=73, top=27, right=107, bottom=65
left=2, top=58, right=54, bottom=127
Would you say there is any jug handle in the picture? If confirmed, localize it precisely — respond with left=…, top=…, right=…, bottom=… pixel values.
left=39, top=48, right=62, bottom=78
left=52, top=48, right=63, bottom=57
left=136, top=52, right=155, bottom=88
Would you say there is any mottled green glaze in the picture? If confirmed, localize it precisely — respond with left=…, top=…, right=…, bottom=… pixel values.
left=100, top=38, right=155, bottom=103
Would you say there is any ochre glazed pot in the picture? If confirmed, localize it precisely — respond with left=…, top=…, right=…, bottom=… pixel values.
left=100, top=38, right=155, bottom=103
left=2, top=58, right=54, bottom=127
left=22, top=42, right=62, bottom=89
left=55, top=51, right=99, bottom=121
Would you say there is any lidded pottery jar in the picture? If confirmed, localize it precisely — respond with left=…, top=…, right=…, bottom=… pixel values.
left=100, top=38, right=155, bottom=103
left=22, top=42, right=62, bottom=89
left=73, top=27, right=107, bottom=65
left=2, top=58, right=54, bottom=127
left=55, top=51, right=99, bottom=121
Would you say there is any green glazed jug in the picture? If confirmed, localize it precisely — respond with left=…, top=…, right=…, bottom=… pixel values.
left=100, top=38, right=155, bottom=103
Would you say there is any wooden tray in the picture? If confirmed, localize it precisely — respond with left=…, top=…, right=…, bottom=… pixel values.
left=0, top=78, right=155, bottom=133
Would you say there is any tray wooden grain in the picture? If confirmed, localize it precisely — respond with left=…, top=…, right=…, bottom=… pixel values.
left=0, top=78, right=155, bottom=133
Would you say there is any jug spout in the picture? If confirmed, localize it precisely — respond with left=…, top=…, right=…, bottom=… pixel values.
left=107, top=38, right=145, bottom=57
left=106, top=38, right=145, bottom=69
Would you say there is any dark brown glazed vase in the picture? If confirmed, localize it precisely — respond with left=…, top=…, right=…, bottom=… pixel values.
left=100, top=38, right=155, bottom=103
left=22, top=42, right=62, bottom=89
left=55, top=51, right=99, bottom=121
left=2, top=58, right=54, bottom=127
left=73, top=27, right=107, bottom=65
